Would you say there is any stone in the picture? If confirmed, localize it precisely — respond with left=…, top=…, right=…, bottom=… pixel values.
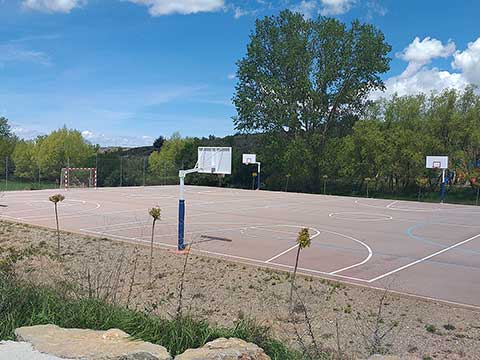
left=15, top=324, right=171, bottom=360
left=174, top=338, right=270, bottom=360
left=0, top=340, right=71, bottom=360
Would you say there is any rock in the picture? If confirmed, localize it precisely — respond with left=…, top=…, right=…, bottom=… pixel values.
left=0, top=340, right=70, bottom=360
left=174, top=338, right=270, bottom=360
left=15, top=325, right=171, bottom=360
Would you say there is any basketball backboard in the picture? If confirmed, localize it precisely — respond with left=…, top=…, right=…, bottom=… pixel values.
left=197, top=147, right=232, bottom=174
left=426, top=156, right=448, bottom=169
left=242, top=154, right=256, bottom=165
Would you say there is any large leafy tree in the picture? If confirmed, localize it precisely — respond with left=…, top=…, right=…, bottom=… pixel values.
left=0, top=117, right=17, bottom=177
left=233, top=10, right=391, bottom=190
left=35, top=127, right=95, bottom=180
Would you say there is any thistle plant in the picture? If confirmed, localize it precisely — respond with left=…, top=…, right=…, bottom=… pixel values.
left=49, top=194, right=65, bottom=256
left=148, top=206, right=161, bottom=278
left=290, top=227, right=311, bottom=308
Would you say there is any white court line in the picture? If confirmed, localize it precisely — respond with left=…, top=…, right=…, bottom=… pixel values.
left=265, top=226, right=321, bottom=263
left=328, top=212, right=393, bottom=221
left=368, top=232, right=480, bottom=283
left=327, top=230, right=373, bottom=275
left=264, top=227, right=373, bottom=277
left=355, top=200, right=443, bottom=212
left=386, top=200, right=398, bottom=208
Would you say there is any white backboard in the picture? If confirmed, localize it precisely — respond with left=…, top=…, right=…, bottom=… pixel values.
left=243, top=154, right=256, bottom=165
left=197, top=147, right=232, bottom=174
left=426, top=156, right=448, bottom=169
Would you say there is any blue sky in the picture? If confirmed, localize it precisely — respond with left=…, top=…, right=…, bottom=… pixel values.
left=1, top=0, right=479, bottom=146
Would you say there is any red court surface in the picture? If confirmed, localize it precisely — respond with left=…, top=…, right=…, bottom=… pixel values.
left=1, top=185, right=480, bottom=308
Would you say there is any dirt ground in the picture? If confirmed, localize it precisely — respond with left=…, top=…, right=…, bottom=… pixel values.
left=1, top=220, right=479, bottom=359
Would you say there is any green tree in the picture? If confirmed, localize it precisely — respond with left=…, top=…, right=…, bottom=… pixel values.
left=233, top=10, right=391, bottom=190
left=36, top=127, right=95, bottom=180
left=148, top=133, right=195, bottom=183
left=12, top=140, right=37, bottom=180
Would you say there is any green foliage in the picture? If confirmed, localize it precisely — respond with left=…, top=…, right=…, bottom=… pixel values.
left=0, top=117, right=17, bottom=177
left=35, top=127, right=95, bottom=180
left=425, top=324, right=437, bottom=334
left=0, top=277, right=304, bottom=359
left=12, top=140, right=37, bottom=180
left=297, top=228, right=311, bottom=249
left=149, top=206, right=161, bottom=220
left=149, top=133, right=195, bottom=179
left=233, top=11, right=391, bottom=190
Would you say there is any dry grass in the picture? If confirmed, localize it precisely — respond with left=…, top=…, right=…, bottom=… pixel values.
left=1, top=220, right=480, bottom=359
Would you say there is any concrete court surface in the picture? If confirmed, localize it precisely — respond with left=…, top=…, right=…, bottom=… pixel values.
left=1, top=185, right=480, bottom=308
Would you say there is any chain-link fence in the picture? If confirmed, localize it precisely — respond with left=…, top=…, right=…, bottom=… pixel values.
left=2, top=154, right=479, bottom=206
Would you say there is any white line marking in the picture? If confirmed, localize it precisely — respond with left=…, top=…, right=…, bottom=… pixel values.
left=265, top=226, right=321, bottom=263
left=368, top=232, right=480, bottom=283
left=386, top=200, right=398, bottom=208
left=327, top=230, right=373, bottom=274
left=355, top=200, right=443, bottom=212
left=328, top=212, right=393, bottom=221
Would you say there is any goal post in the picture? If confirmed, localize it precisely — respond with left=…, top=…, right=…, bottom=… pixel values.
left=60, top=167, right=97, bottom=190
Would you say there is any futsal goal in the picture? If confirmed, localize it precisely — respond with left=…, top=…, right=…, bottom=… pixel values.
left=60, top=168, right=97, bottom=190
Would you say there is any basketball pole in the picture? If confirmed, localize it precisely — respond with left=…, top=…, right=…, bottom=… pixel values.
left=178, top=167, right=199, bottom=251
left=256, top=162, right=261, bottom=190
left=440, top=168, right=446, bottom=203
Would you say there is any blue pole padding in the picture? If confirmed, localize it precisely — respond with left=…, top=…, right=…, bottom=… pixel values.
left=440, top=181, right=446, bottom=203
left=178, top=199, right=186, bottom=250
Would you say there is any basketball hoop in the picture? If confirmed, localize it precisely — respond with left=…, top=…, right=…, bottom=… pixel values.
left=432, top=161, right=441, bottom=169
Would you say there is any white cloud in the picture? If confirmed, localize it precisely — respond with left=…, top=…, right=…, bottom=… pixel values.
left=81, top=130, right=154, bottom=147
left=452, top=38, right=480, bottom=86
left=320, top=0, right=354, bottom=16
left=292, top=1, right=319, bottom=18
left=372, top=36, right=480, bottom=100
left=371, top=68, right=468, bottom=100
left=0, top=44, right=51, bottom=66
left=126, top=0, right=224, bottom=16
left=227, top=73, right=235, bottom=80
left=397, top=37, right=456, bottom=77
left=22, top=0, right=84, bottom=13
left=233, top=7, right=248, bottom=18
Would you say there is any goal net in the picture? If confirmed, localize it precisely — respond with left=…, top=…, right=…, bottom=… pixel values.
left=60, top=168, right=97, bottom=190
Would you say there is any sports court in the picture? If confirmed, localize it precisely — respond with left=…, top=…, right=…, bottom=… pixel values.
left=1, top=185, right=480, bottom=308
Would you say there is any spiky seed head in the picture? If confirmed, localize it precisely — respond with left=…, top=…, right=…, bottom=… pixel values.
left=49, top=194, right=65, bottom=203
left=297, top=228, right=311, bottom=249
left=149, top=206, right=161, bottom=220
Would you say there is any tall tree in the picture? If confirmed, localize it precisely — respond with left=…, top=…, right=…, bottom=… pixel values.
left=233, top=10, right=391, bottom=190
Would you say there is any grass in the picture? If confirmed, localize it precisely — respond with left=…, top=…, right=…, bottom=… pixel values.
left=0, top=275, right=304, bottom=359
left=1, top=180, right=57, bottom=191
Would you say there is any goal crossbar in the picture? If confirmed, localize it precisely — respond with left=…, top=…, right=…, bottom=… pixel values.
left=61, top=167, right=97, bottom=190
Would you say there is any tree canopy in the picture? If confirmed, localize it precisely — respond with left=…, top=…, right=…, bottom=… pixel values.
left=233, top=10, right=391, bottom=138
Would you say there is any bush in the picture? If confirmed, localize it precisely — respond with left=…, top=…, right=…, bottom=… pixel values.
left=0, top=275, right=302, bottom=359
